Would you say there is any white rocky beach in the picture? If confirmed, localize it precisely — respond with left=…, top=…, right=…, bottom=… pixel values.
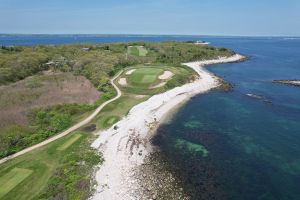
left=91, top=54, right=245, bottom=200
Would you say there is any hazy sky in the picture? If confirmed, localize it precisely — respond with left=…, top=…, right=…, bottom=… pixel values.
left=1, top=0, right=300, bottom=36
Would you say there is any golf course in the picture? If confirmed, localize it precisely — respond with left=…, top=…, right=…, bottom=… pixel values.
left=0, top=62, right=196, bottom=200
left=0, top=41, right=234, bottom=199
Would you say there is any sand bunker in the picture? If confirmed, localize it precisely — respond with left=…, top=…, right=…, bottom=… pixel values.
left=159, top=71, right=174, bottom=80
left=118, top=78, right=127, bottom=86
left=126, top=69, right=136, bottom=75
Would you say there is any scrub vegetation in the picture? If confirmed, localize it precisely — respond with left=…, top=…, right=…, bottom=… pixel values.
left=0, top=41, right=234, bottom=199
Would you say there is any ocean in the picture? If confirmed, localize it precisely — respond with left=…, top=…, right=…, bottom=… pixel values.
left=2, top=35, right=300, bottom=199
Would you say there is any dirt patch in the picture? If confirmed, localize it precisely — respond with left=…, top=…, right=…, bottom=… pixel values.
left=0, top=72, right=100, bottom=129
left=118, top=78, right=127, bottom=86
left=149, top=82, right=167, bottom=89
left=159, top=71, right=174, bottom=80
left=82, top=124, right=97, bottom=132
left=135, top=95, right=148, bottom=99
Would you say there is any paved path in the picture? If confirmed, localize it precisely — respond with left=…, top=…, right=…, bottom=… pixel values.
left=0, top=71, right=123, bottom=165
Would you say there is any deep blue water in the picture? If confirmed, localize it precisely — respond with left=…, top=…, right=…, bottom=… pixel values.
left=1, top=35, right=300, bottom=199
left=153, top=37, right=300, bottom=199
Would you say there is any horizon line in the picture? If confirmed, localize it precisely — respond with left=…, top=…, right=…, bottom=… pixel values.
left=1, top=33, right=300, bottom=38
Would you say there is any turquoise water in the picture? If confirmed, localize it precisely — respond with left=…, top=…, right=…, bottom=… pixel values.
left=153, top=38, right=300, bottom=199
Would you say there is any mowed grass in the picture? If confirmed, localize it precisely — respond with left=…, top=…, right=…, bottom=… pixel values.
left=57, top=134, right=82, bottom=151
left=127, top=46, right=148, bottom=56
left=136, top=46, right=148, bottom=56
left=0, top=132, right=86, bottom=200
left=0, top=168, right=33, bottom=199
left=93, top=95, right=149, bottom=130
left=0, top=63, right=197, bottom=199
left=128, top=68, right=163, bottom=86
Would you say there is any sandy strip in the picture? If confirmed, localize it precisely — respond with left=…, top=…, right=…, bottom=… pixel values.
left=159, top=71, right=174, bottom=80
left=149, top=82, right=167, bottom=89
left=91, top=54, right=245, bottom=200
left=126, top=69, right=136, bottom=75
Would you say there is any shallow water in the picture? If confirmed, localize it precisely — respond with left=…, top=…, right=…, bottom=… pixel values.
left=154, top=37, right=300, bottom=199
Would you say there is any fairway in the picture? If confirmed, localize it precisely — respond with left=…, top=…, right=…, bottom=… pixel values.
left=129, top=68, right=163, bottom=86
left=128, top=46, right=148, bottom=56
left=57, top=134, right=82, bottom=151
left=0, top=168, right=33, bottom=199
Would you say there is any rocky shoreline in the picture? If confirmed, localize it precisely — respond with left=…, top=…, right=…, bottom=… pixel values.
left=91, top=54, right=246, bottom=200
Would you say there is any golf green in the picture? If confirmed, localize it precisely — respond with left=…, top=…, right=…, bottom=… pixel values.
left=128, top=68, right=163, bottom=86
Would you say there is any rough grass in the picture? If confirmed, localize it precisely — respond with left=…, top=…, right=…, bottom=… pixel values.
left=0, top=168, right=33, bottom=199
left=0, top=72, right=100, bottom=130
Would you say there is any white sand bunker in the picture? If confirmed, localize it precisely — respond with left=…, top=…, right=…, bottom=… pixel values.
left=126, top=69, right=136, bottom=75
left=118, top=78, right=127, bottom=86
left=159, top=71, right=174, bottom=80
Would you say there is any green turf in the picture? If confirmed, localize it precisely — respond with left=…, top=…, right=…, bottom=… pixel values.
left=0, top=63, right=196, bottom=199
left=0, top=132, right=86, bottom=200
left=118, top=65, right=196, bottom=95
left=94, top=95, right=149, bottom=130
left=127, top=46, right=139, bottom=56
left=57, top=134, right=82, bottom=151
left=128, top=68, right=163, bottom=86
left=127, top=46, right=148, bottom=56
left=0, top=168, right=33, bottom=199
left=136, top=46, right=148, bottom=56
left=141, top=75, right=157, bottom=84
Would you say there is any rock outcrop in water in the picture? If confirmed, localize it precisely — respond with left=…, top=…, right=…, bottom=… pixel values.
left=273, top=80, right=300, bottom=87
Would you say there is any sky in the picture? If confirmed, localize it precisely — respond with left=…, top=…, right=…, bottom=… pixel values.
left=0, top=0, right=300, bottom=36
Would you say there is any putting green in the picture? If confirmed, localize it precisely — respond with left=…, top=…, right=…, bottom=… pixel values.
left=0, top=168, right=33, bottom=198
left=128, top=46, right=148, bottom=56
left=128, top=68, right=163, bottom=86
left=57, top=134, right=82, bottom=151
